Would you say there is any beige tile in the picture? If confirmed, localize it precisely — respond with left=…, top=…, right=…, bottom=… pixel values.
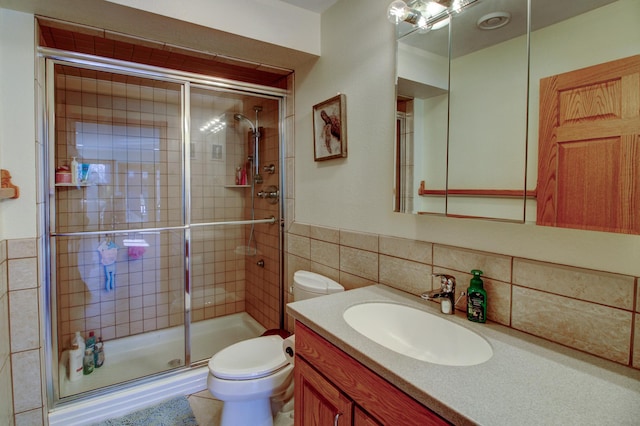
left=7, top=239, right=37, bottom=259
left=0, top=261, right=6, bottom=298
left=287, top=222, right=309, bottom=238
left=0, top=240, right=6, bottom=263
left=379, top=254, right=432, bottom=296
left=286, top=253, right=311, bottom=289
left=634, top=315, right=640, bottom=369
left=433, top=245, right=511, bottom=282
left=0, top=294, right=8, bottom=363
left=286, top=234, right=310, bottom=259
left=338, top=271, right=376, bottom=291
left=339, top=246, right=378, bottom=282
left=636, top=279, right=639, bottom=313
left=379, top=236, right=432, bottom=264
left=513, top=259, right=635, bottom=310
left=11, top=350, right=42, bottom=413
left=8, top=258, right=38, bottom=290
left=14, top=407, right=43, bottom=426
left=512, top=286, right=632, bottom=364
left=340, top=229, right=378, bottom=252
left=309, top=263, right=340, bottom=285
left=310, top=225, right=339, bottom=244
left=310, top=239, right=339, bottom=269
left=9, top=289, right=40, bottom=352
left=0, top=360, right=13, bottom=426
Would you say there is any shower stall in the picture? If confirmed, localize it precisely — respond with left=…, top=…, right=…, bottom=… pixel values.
left=43, top=49, right=286, bottom=416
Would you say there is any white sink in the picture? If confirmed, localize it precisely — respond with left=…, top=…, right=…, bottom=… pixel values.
left=343, top=302, right=493, bottom=366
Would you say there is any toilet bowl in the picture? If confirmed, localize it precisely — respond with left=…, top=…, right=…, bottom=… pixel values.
left=207, top=271, right=344, bottom=426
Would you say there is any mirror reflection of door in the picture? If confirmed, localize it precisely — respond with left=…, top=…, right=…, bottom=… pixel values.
left=537, top=55, right=640, bottom=234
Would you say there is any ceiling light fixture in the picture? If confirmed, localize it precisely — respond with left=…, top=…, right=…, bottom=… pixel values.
left=387, top=0, right=479, bottom=32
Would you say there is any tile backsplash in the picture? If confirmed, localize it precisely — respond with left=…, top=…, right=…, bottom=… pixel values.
left=285, top=222, right=639, bottom=369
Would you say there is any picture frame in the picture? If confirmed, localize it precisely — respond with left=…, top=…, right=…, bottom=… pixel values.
left=313, top=94, right=347, bottom=161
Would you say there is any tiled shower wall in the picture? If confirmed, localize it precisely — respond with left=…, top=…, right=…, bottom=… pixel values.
left=243, top=100, right=282, bottom=330
left=53, top=72, right=187, bottom=350
left=53, top=72, right=281, bottom=353
left=285, top=223, right=640, bottom=369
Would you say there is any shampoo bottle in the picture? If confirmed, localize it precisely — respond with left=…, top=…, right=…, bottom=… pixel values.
left=467, top=269, right=487, bottom=323
left=94, top=337, right=105, bottom=368
left=71, top=157, right=79, bottom=185
left=83, top=348, right=95, bottom=375
left=68, top=343, right=84, bottom=381
left=86, top=331, right=96, bottom=353
left=71, top=331, right=85, bottom=354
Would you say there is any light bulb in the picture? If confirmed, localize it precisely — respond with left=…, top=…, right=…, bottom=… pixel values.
left=387, top=0, right=409, bottom=24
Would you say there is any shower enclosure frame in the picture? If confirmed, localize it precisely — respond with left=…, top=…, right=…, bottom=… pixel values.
left=39, top=47, right=288, bottom=409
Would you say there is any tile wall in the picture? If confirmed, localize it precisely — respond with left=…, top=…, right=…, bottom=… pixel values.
left=3, top=238, right=45, bottom=425
left=0, top=240, right=13, bottom=425
left=52, top=73, right=282, bottom=352
left=243, top=100, right=282, bottom=330
left=53, top=71, right=187, bottom=350
left=285, top=223, right=640, bottom=369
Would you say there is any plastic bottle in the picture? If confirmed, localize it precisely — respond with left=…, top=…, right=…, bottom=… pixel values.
left=71, top=331, right=85, bottom=354
left=83, top=348, right=95, bottom=375
left=94, top=337, right=105, bottom=368
left=71, top=157, right=79, bottom=185
left=68, top=343, right=84, bottom=381
left=86, top=331, right=96, bottom=353
left=467, top=269, right=487, bottom=323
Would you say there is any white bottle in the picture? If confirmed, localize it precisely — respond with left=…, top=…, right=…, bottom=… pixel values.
left=71, top=331, right=85, bottom=353
left=71, top=157, right=79, bottom=185
left=68, top=343, right=84, bottom=381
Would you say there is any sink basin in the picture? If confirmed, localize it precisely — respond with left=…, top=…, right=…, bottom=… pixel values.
left=343, top=302, right=493, bottom=366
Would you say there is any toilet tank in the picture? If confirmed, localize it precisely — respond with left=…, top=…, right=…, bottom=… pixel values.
left=293, top=270, right=344, bottom=301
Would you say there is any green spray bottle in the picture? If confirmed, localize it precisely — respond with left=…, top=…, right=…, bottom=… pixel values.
left=467, top=269, right=487, bottom=323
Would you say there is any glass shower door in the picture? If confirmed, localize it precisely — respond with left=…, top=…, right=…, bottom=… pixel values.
left=188, top=87, right=282, bottom=363
left=50, top=64, right=187, bottom=398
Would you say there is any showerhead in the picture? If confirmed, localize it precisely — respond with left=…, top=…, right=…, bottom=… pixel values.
left=234, top=113, right=256, bottom=133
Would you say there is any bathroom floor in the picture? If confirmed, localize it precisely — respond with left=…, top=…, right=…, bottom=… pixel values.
left=187, top=390, right=223, bottom=426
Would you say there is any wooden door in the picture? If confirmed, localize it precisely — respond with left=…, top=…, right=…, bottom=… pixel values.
left=294, top=357, right=353, bottom=426
left=537, top=55, right=640, bottom=234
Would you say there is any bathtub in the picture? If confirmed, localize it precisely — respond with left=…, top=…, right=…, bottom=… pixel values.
left=50, top=312, right=266, bottom=426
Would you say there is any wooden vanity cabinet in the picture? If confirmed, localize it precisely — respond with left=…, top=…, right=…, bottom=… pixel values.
left=294, top=321, right=450, bottom=426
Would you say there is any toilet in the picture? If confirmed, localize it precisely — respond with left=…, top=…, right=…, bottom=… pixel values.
left=207, top=271, right=344, bottom=426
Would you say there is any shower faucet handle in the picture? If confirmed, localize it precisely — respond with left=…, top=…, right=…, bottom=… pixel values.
left=263, top=164, right=276, bottom=174
left=257, top=185, right=279, bottom=204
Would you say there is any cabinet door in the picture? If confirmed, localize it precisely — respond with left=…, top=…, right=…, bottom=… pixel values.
left=295, top=357, right=353, bottom=426
left=354, top=407, right=382, bottom=426
left=537, top=55, right=640, bottom=234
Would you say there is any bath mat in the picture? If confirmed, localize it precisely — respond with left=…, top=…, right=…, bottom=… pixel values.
left=94, top=396, right=198, bottom=426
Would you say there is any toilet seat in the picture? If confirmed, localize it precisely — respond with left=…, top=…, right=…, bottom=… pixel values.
left=209, top=335, right=289, bottom=380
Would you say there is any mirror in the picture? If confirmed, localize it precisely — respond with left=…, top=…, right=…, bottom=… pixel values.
left=394, top=0, right=635, bottom=227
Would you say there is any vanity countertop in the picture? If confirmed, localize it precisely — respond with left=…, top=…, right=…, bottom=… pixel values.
left=287, top=284, right=640, bottom=426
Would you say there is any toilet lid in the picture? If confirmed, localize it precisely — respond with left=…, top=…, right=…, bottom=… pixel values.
left=208, top=335, right=289, bottom=380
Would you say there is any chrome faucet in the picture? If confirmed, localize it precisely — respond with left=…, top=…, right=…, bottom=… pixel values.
left=421, top=274, right=462, bottom=315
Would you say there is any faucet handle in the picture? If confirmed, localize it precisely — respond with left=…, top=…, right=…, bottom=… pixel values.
left=432, top=273, right=456, bottom=291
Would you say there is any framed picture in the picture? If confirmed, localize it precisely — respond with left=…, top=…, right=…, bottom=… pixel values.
left=313, top=94, right=347, bottom=161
